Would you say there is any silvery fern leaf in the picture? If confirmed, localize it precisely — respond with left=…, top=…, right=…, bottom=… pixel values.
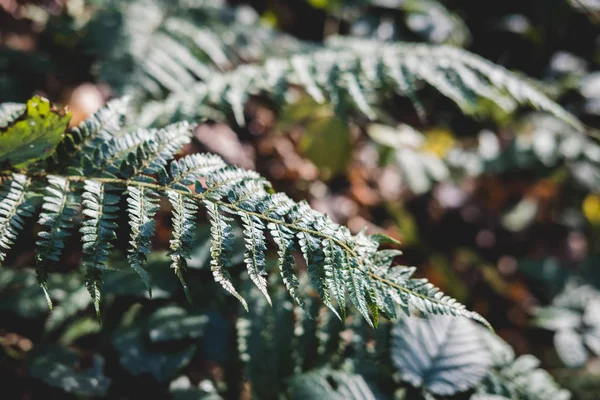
left=0, top=96, right=494, bottom=328
left=139, top=37, right=581, bottom=130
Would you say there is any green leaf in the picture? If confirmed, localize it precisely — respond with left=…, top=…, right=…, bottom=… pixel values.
left=0, top=268, right=83, bottom=319
left=102, top=252, right=182, bottom=299
left=288, top=369, right=385, bottom=400
left=113, top=325, right=197, bottom=382
left=44, top=286, right=92, bottom=333
left=370, top=233, right=402, bottom=247
left=148, top=306, right=209, bottom=342
left=533, top=282, right=600, bottom=369
left=28, top=345, right=110, bottom=396
left=477, top=328, right=571, bottom=400
left=58, top=317, right=102, bottom=345
left=298, top=115, right=352, bottom=179
left=170, top=376, right=224, bottom=400
left=0, top=96, right=71, bottom=168
left=554, top=329, right=588, bottom=368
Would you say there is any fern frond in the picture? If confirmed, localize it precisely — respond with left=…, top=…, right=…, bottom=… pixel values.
left=123, top=122, right=192, bottom=178
left=50, top=97, right=128, bottom=170
left=206, top=201, right=247, bottom=310
left=299, top=229, right=340, bottom=320
left=35, top=176, right=78, bottom=308
left=169, top=153, right=227, bottom=191
left=267, top=216, right=305, bottom=310
left=80, top=180, right=120, bottom=316
left=328, top=37, right=581, bottom=128
left=0, top=98, right=492, bottom=328
left=240, top=213, right=271, bottom=305
left=0, top=174, right=34, bottom=263
left=126, top=186, right=160, bottom=294
left=138, top=37, right=581, bottom=130
left=167, top=191, right=198, bottom=303
left=95, top=0, right=307, bottom=101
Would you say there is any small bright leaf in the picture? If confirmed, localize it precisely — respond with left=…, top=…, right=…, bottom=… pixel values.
left=0, top=96, right=71, bottom=168
left=421, top=128, right=456, bottom=158
left=583, top=194, right=600, bottom=225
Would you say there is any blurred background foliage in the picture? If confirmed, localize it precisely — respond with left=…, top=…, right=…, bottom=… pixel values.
left=0, top=0, right=600, bottom=399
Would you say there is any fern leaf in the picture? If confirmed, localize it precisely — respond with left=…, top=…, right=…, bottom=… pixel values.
left=88, top=122, right=190, bottom=178
left=169, top=153, right=226, bottom=191
left=85, top=267, right=104, bottom=321
left=205, top=201, right=247, bottom=310
left=54, top=97, right=128, bottom=169
left=96, top=0, right=304, bottom=101
left=380, top=56, right=427, bottom=121
left=167, top=190, right=198, bottom=303
left=126, top=186, right=160, bottom=295
left=268, top=222, right=305, bottom=310
left=241, top=214, right=271, bottom=305
left=260, top=193, right=305, bottom=309
left=93, top=129, right=154, bottom=175
left=80, top=180, right=120, bottom=317
left=0, top=97, right=494, bottom=329
left=298, top=231, right=340, bottom=319
left=344, top=255, right=374, bottom=327
left=0, top=174, right=34, bottom=263
left=35, top=176, right=78, bottom=308
left=201, top=166, right=267, bottom=201
left=129, top=122, right=192, bottom=177
left=331, top=247, right=348, bottom=321
left=323, top=236, right=349, bottom=322
left=329, top=37, right=582, bottom=129
left=291, top=55, right=325, bottom=103
left=139, top=37, right=581, bottom=130
left=402, top=277, right=491, bottom=329
left=0, top=103, right=25, bottom=126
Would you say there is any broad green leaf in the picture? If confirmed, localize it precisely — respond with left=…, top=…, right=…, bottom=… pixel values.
left=0, top=96, right=71, bottom=168
left=298, top=115, right=351, bottom=179
left=0, top=268, right=83, bottom=319
left=391, top=315, right=492, bottom=395
left=148, top=306, right=209, bottom=342
left=170, top=376, right=224, bottom=400
left=28, top=345, right=110, bottom=396
left=113, top=326, right=197, bottom=382
left=58, top=317, right=102, bottom=345
left=288, top=369, right=386, bottom=400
